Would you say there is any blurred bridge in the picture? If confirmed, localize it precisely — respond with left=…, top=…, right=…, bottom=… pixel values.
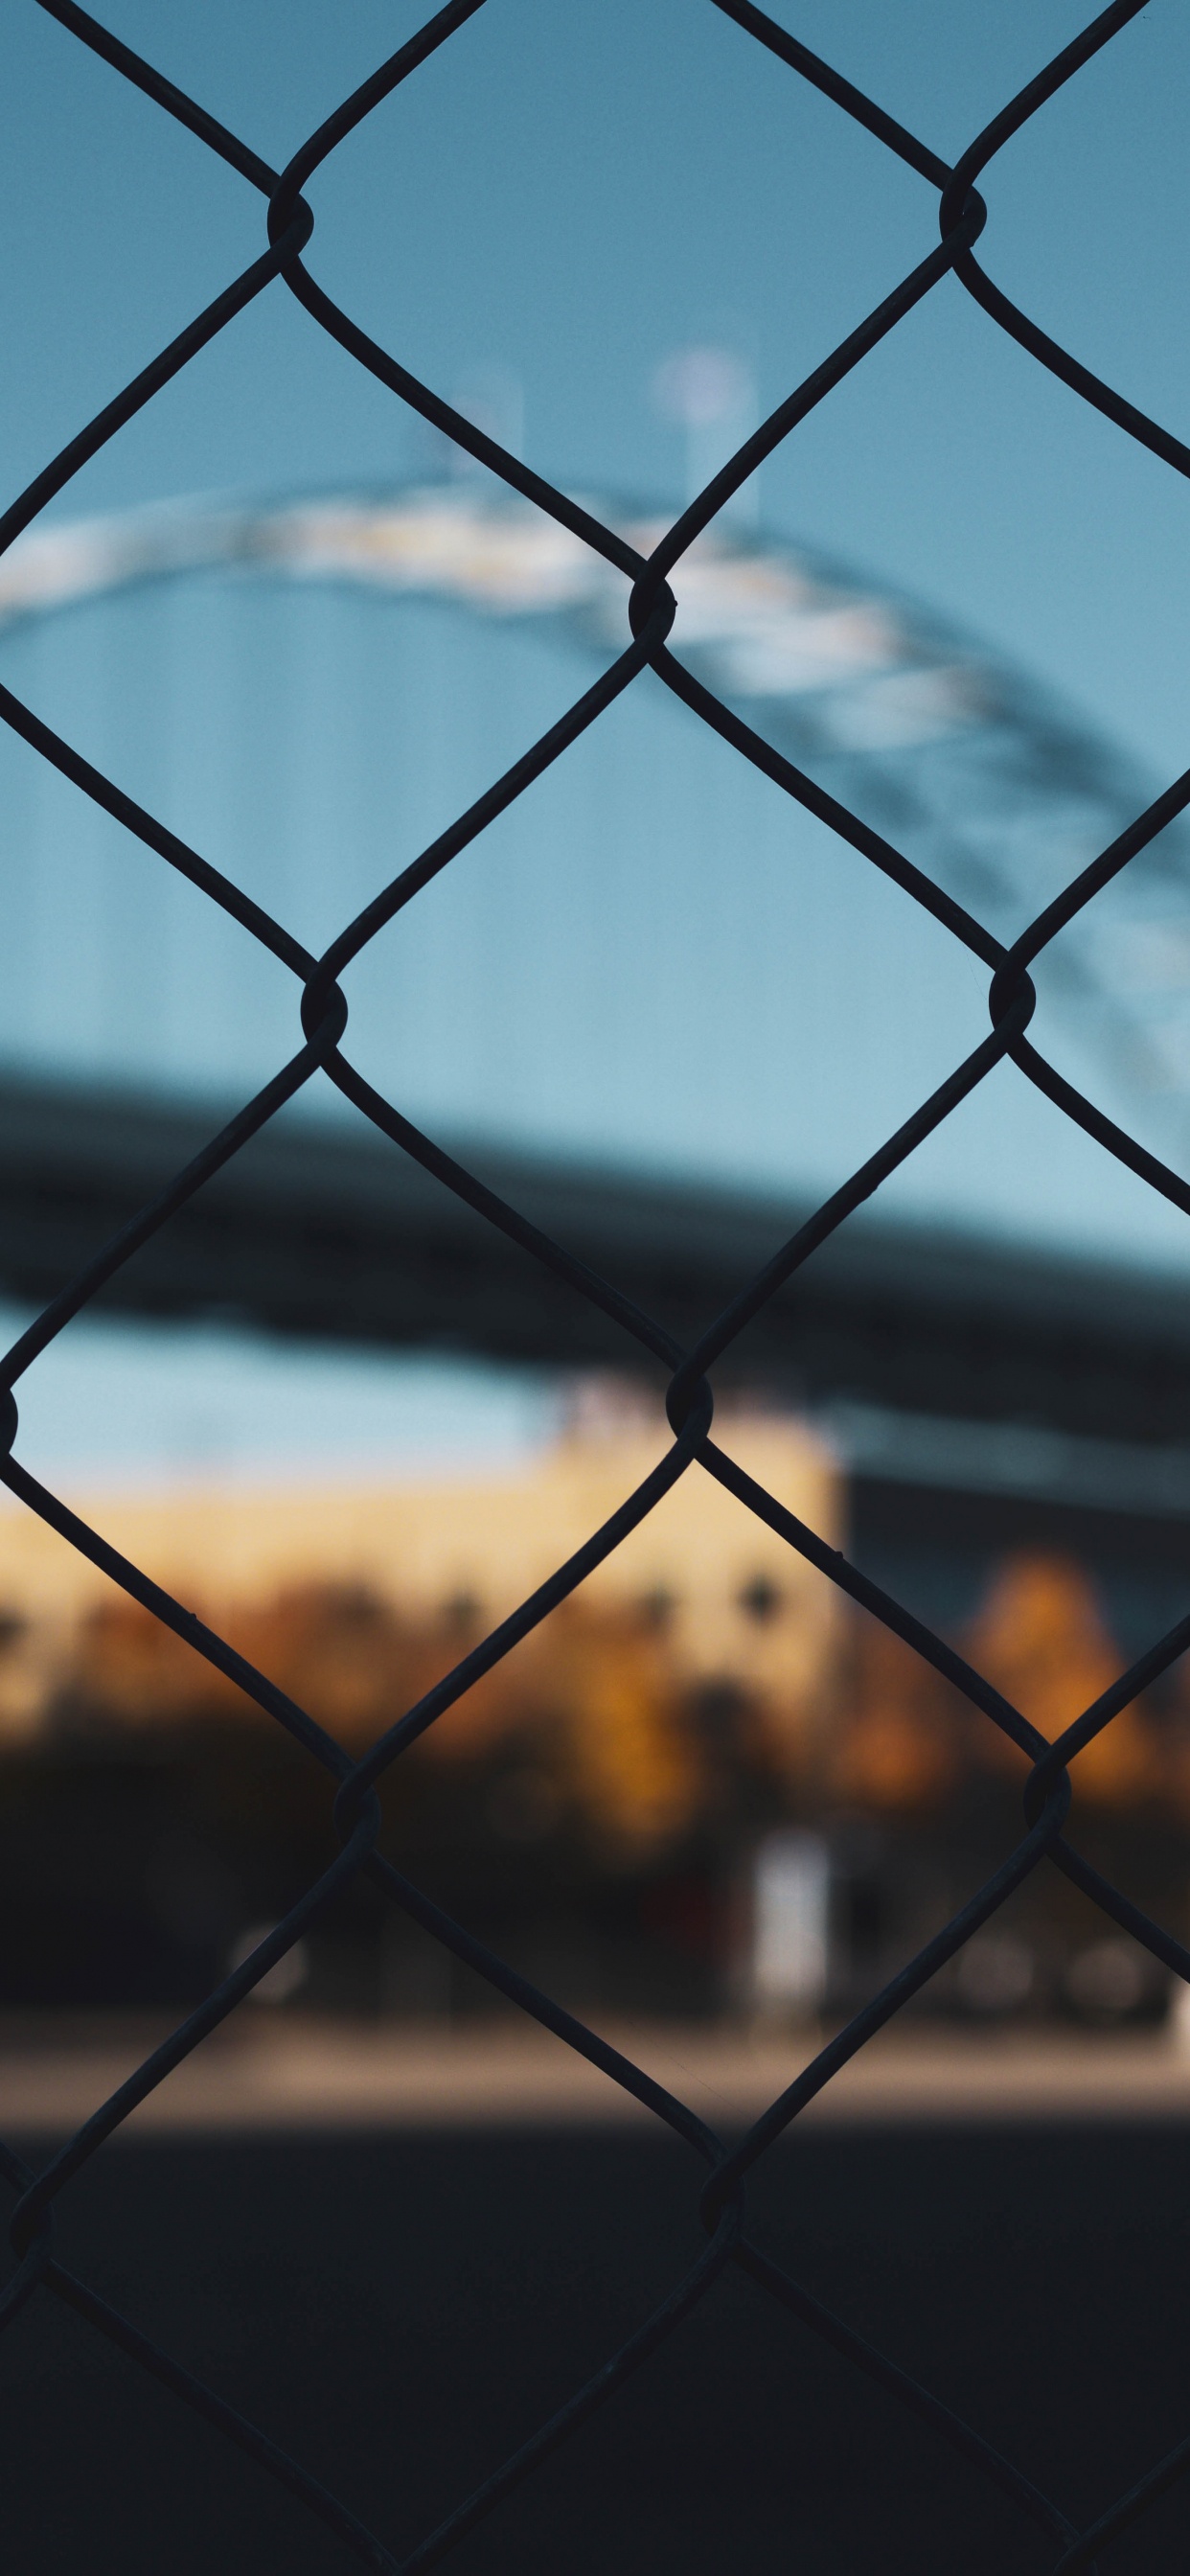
left=5, top=1065, right=1190, bottom=1463
left=4, top=484, right=1190, bottom=1549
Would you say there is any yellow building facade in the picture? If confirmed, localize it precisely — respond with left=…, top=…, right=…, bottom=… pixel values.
left=0, top=1411, right=840, bottom=1746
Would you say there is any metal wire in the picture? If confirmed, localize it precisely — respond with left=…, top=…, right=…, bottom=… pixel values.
left=2, top=2, right=1187, bottom=2565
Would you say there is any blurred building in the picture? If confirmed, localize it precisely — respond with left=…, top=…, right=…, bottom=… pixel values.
left=0, top=1404, right=839, bottom=1760
left=0, top=1405, right=1185, bottom=2021
left=0, top=1405, right=848, bottom=2012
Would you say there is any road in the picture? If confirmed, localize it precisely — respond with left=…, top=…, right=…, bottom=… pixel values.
left=2, top=2023, right=1189, bottom=2570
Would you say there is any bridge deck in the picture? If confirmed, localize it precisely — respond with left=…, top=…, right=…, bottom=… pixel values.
left=1, top=1072, right=1187, bottom=1461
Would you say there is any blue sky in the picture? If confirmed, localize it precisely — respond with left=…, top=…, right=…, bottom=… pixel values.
left=3, top=0, right=1190, bottom=1478
left=0, top=1304, right=562, bottom=1488
left=6, top=0, right=1190, bottom=778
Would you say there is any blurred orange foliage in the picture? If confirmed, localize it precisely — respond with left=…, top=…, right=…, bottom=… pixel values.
left=829, top=1622, right=960, bottom=1811
left=961, top=1556, right=1154, bottom=1805
left=67, top=1583, right=704, bottom=1862
left=62, top=1549, right=1180, bottom=1845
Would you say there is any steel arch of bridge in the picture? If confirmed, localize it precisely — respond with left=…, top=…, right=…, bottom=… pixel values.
left=6, top=476, right=1190, bottom=1132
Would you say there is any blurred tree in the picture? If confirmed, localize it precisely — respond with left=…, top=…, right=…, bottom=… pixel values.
left=829, top=1619, right=962, bottom=1813
left=61, top=1583, right=716, bottom=1865
left=961, top=1556, right=1154, bottom=1806
left=68, top=1595, right=244, bottom=1729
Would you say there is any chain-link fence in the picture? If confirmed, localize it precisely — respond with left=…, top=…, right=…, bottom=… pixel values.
left=2, top=2, right=1188, bottom=2566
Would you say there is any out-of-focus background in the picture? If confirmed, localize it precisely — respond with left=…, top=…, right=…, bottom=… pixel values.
left=2, top=0, right=1190, bottom=2041
left=4, top=6, right=1190, bottom=2563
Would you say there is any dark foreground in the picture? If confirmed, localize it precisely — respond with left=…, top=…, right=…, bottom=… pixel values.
left=2, top=2122, right=1187, bottom=2573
